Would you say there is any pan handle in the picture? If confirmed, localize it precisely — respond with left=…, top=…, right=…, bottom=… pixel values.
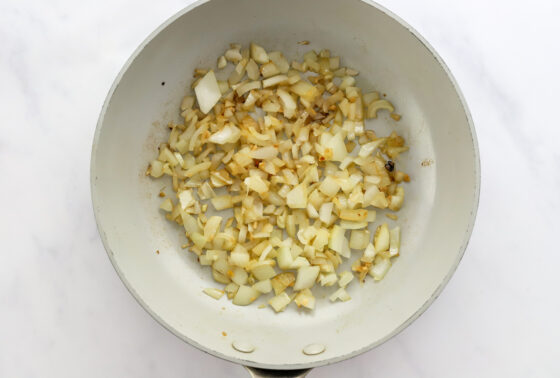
left=245, top=366, right=312, bottom=377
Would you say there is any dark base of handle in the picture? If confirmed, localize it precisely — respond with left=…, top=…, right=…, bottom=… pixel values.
left=245, top=366, right=312, bottom=378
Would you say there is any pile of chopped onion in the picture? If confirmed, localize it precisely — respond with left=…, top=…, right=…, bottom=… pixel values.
left=147, top=43, right=410, bottom=312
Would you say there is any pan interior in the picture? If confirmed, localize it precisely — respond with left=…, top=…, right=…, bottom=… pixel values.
left=91, top=0, right=478, bottom=369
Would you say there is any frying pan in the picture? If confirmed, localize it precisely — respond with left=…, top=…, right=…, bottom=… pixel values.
left=90, top=0, right=480, bottom=376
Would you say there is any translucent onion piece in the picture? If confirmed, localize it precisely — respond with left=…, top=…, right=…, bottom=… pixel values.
left=194, top=70, right=222, bottom=114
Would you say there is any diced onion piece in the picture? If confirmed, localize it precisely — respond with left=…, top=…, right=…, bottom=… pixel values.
left=229, top=58, right=248, bottom=85
left=213, top=268, right=231, bottom=284
left=319, top=176, right=340, bottom=198
left=260, top=62, right=280, bottom=78
left=339, top=220, right=368, bottom=229
left=307, top=204, right=319, bottom=219
left=286, top=183, right=308, bottom=209
left=345, top=87, right=360, bottom=101
left=362, top=242, right=376, bottom=263
left=159, top=198, right=173, bottom=212
left=250, top=146, right=278, bottom=159
left=184, top=161, right=211, bottom=178
left=271, top=272, right=295, bottom=295
left=259, top=245, right=273, bottom=261
left=211, top=195, right=234, bottom=210
left=329, top=226, right=350, bottom=258
left=374, top=223, right=390, bottom=253
left=181, top=96, right=195, bottom=111
left=329, top=287, right=351, bottom=302
left=262, top=100, right=282, bottom=113
left=303, top=50, right=317, bottom=62
left=250, top=43, right=269, bottom=64
left=338, top=271, right=354, bottom=288
left=236, top=80, right=262, bottom=96
left=268, top=51, right=290, bottom=73
left=208, top=125, right=241, bottom=144
left=389, top=226, right=400, bottom=257
left=178, top=190, right=195, bottom=210
left=339, top=156, right=354, bottom=170
left=206, top=250, right=227, bottom=262
left=358, top=138, right=386, bottom=158
left=249, top=261, right=277, bottom=280
left=370, top=191, right=389, bottom=209
left=277, top=89, right=297, bottom=119
left=194, top=70, right=222, bottom=114
left=213, top=257, right=231, bottom=276
left=288, top=72, right=301, bottom=85
left=329, top=56, right=340, bottom=70
left=323, top=132, right=348, bottom=161
left=286, top=214, right=296, bottom=237
left=204, top=216, right=222, bottom=241
left=319, top=272, right=338, bottom=286
left=341, top=237, right=351, bottom=258
left=217, top=55, right=227, bottom=69
left=233, top=285, right=260, bottom=305
left=312, top=228, right=329, bottom=250
left=217, top=80, right=229, bottom=94
left=174, top=152, right=184, bottom=167
left=148, top=160, right=164, bottom=178
left=349, top=230, right=370, bottom=250
left=203, top=288, right=225, bottom=300
left=294, top=288, right=315, bottom=310
left=297, top=226, right=315, bottom=245
left=231, top=267, right=249, bottom=285
left=246, top=59, right=260, bottom=80
left=339, top=174, right=362, bottom=194
left=199, top=182, right=216, bottom=200
left=290, top=256, right=310, bottom=269
left=367, top=99, right=394, bottom=118
left=290, top=80, right=319, bottom=102
left=253, top=279, right=272, bottom=294
left=268, top=292, right=291, bottom=312
left=263, top=74, right=289, bottom=88
left=225, top=48, right=242, bottom=63
left=181, top=213, right=200, bottom=235
left=277, top=245, right=294, bottom=269
left=389, top=186, right=404, bottom=211
left=339, top=76, right=355, bottom=90
left=224, top=282, right=239, bottom=299
left=319, top=202, right=333, bottom=224
left=245, top=176, right=269, bottom=195
left=339, top=209, right=368, bottom=222
left=191, top=232, right=207, bottom=248
left=230, top=245, right=250, bottom=268
left=293, top=266, right=320, bottom=291
left=369, top=256, right=391, bottom=280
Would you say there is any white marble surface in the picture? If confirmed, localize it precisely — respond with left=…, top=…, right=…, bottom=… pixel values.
left=1, top=0, right=559, bottom=376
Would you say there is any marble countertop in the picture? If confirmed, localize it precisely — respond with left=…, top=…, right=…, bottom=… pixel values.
left=2, top=0, right=559, bottom=376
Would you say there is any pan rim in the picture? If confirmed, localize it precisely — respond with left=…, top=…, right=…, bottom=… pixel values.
left=90, top=0, right=480, bottom=370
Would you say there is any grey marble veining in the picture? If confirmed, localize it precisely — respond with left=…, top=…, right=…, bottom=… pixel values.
left=1, top=0, right=558, bottom=377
